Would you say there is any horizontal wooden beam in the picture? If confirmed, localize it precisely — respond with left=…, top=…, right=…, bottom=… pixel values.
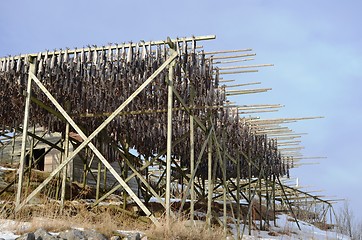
left=0, top=35, right=216, bottom=60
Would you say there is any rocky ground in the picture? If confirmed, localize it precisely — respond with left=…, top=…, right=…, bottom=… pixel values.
left=0, top=220, right=146, bottom=240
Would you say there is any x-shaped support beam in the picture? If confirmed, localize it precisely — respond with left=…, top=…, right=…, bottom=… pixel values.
left=15, top=51, right=178, bottom=225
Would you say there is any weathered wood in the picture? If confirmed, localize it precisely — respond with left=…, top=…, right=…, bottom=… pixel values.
left=166, top=53, right=176, bottom=227
left=16, top=58, right=35, bottom=207
left=0, top=35, right=215, bottom=61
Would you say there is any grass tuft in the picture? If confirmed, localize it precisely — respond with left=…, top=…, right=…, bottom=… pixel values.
left=146, top=217, right=225, bottom=240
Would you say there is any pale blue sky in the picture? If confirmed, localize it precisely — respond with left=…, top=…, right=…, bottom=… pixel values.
left=1, top=0, right=361, bottom=219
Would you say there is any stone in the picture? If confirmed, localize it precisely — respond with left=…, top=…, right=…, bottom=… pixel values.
left=110, top=236, right=121, bottom=240
left=34, top=228, right=58, bottom=240
left=116, top=231, right=144, bottom=240
left=16, top=232, right=35, bottom=240
left=82, top=229, right=107, bottom=240
left=57, top=229, right=107, bottom=240
left=58, top=229, right=85, bottom=240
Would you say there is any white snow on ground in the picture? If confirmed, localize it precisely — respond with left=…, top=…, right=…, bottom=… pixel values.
left=0, top=166, right=16, bottom=171
left=272, top=214, right=350, bottom=240
left=0, top=219, right=29, bottom=240
left=0, top=232, right=18, bottom=240
left=229, top=214, right=350, bottom=240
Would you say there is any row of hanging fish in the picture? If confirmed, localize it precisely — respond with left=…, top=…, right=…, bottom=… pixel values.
left=0, top=38, right=290, bottom=179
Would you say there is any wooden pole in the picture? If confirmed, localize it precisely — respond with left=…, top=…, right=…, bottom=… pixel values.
left=204, top=48, right=252, bottom=55
left=11, top=129, right=16, bottom=165
left=248, top=149, right=252, bottom=235
left=222, top=134, right=227, bottom=235
left=166, top=57, right=176, bottom=227
left=122, top=142, right=129, bottom=210
left=103, top=164, right=107, bottom=192
left=177, top=128, right=213, bottom=214
left=218, top=63, right=273, bottom=71
left=236, top=153, right=241, bottom=239
left=259, top=166, right=263, bottom=230
left=96, top=159, right=102, bottom=201
left=212, top=129, right=228, bottom=235
left=189, top=85, right=195, bottom=221
left=82, top=149, right=89, bottom=188
left=61, top=104, right=70, bottom=206
left=25, top=126, right=36, bottom=197
left=277, top=176, right=301, bottom=230
left=187, top=36, right=196, bottom=215
left=16, top=57, right=35, bottom=207
left=210, top=53, right=256, bottom=60
left=206, top=131, right=213, bottom=228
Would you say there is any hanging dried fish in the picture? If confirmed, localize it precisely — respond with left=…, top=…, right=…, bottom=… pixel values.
left=87, top=45, right=92, bottom=63
left=16, top=57, right=22, bottom=73
left=50, top=51, right=56, bottom=69
left=93, top=48, right=98, bottom=67
left=107, top=44, right=113, bottom=62
left=0, top=36, right=291, bottom=183
left=5, top=56, right=10, bottom=72
left=57, top=49, right=63, bottom=67
left=0, top=59, right=4, bottom=72
left=127, top=42, right=133, bottom=64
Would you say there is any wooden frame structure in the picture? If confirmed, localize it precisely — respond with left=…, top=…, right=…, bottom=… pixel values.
left=0, top=35, right=338, bottom=238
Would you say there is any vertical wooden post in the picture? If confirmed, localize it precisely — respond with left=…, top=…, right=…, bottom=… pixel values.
left=11, top=129, right=16, bottom=165
left=96, top=160, right=102, bottom=201
left=236, top=155, right=241, bottom=239
left=221, top=132, right=227, bottom=235
left=272, top=174, right=276, bottom=226
left=103, top=164, right=107, bottom=192
left=0, top=127, right=4, bottom=163
left=123, top=141, right=129, bottom=210
left=61, top=118, right=70, bottom=207
left=189, top=38, right=196, bottom=222
left=248, top=149, right=252, bottom=235
left=166, top=59, right=175, bottom=227
left=189, top=85, right=195, bottom=221
left=259, top=161, right=263, bottom=230
left=96, top=137, right=103, bottom=202
left=265, top=175, right=270, bottom=227
left=16, top=57, right=35, bottom=207
left=206, top=133, right=213, bottom=228
left=82, top=149, right=88, bottom=188
left=25, top=126, right=36, bottom=196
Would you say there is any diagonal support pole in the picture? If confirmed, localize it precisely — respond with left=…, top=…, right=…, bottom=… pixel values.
left=277, top=176, right=301, bottom=230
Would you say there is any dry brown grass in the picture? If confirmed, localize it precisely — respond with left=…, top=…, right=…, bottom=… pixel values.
left=268, top=231, right=280, bottom=236
left=313, top=221, right=335, bottom=231
left=3, top=169, right=49, bottom=183
left=1, top=200, right=227, bottom=239
left=1, top=201, right=150, bottom=237
left=146, top=217, right=225, bottom=240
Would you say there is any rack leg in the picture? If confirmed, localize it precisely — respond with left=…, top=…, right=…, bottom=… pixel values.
left=16, top=58, right=35, bottom=207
